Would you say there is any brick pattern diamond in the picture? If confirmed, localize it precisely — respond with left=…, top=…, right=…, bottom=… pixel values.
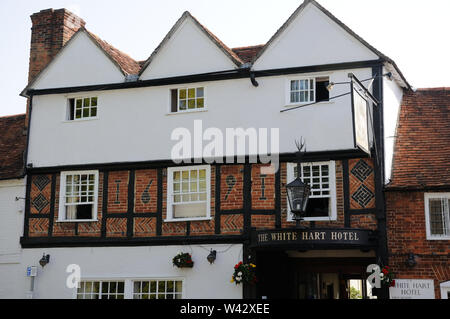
left=31, top=193, right=49, bottom=213
left=351, top=159, right=373, bottom=182
left=33, top=175, right=50, bottom=191
left=351, top=184, right=375, bottom=208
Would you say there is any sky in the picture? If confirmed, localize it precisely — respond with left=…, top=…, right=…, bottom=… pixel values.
left=0, top=0, right=449, bottom=116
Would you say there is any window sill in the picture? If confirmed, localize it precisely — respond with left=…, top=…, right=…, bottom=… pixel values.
left=62, top=117, right=99, bottom=123
left=284, top=101, right=334, bottom=108
left=164, top=217, right=212, bottom=223
left=426, top=236, right=450, bottom=241
left=287, top=217, right=337, bottom=222
left=166, top=109, right=208, bottom=115
left=56, top=219, right=98, bottom=223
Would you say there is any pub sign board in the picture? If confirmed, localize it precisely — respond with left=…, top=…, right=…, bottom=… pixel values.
left=251, top=228, right=375, bottom=249
left=389, top=279, right=435, bottom=299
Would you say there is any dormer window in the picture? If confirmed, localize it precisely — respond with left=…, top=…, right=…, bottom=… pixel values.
left=170, top=87, right=205, bottom=113
left=67, top=97, right=98, bottom=120
left=287, top=77, right=329, bottom=105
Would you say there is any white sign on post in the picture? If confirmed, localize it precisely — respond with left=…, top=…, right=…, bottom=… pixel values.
left=389, top=279, right=435, bottom=299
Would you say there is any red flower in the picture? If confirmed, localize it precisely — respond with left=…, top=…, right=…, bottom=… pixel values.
left=390, top=280, right=396, bottom=287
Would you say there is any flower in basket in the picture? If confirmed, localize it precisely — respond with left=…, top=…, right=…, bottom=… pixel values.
left=380, top=265, right=395, bottom=287
left=173, top=252, right=194, bottom=268
left=231, top=262, right=257, bottom=285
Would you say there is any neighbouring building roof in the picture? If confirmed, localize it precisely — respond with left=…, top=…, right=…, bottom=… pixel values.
left=0, top=114, right=27, bottom=180
left=388, top=88, right=450, bottom=189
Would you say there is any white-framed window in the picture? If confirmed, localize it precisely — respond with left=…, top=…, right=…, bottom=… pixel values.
left=58, top=170, right=99, bottom=222
left=74, top=278, right=184, bottom=299
left=166, top=165, right=211, bottom=221
left=133, top=279, right=183, bottom=299
left=67, top=96, right=98, bottom=120
left=286, top=161, right=337, bottom=221
left=170, top=87, right=206, bottom=113
left=76, top=280, right=125, bottom=299
left=424, top=193, right=450, bottom=240
left=286, top=76, right=330, bottom=106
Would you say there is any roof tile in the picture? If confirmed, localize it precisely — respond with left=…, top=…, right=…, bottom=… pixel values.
left=388, top=88, right=450, bottom=189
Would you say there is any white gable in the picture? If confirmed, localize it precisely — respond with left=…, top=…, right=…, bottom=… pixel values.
left=30, top=31, right=125, bottom=90
left=252, top=3, right=379, bottom=70
left=140, top=17, right=238, bottom=80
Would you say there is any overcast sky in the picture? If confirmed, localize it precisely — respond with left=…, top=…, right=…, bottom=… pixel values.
left=0, top=0, right=449, bottom=116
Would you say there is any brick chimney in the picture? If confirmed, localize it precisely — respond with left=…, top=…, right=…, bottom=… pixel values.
left=28, top=8, right=85, bottom=82
left=25, top=8, right=85, bottom=126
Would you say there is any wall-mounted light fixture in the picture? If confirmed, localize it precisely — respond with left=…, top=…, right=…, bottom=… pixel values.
left=39, top=253, right=50, bottom=268
left=405, top=253, right=416, bottom=268
left=207, top=250, right=217, bottom=264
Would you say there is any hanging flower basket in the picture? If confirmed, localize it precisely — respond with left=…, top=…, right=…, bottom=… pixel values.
left=231, top=261, right=257, bottom=285
left=173, top=252, right=194, bottom=268
left=380, top=266, right=395, bottom=287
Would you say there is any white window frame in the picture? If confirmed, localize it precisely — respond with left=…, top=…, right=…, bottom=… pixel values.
left=73, top=277, right=185, bottom=299
left=170, top=86, right=207, bottom=114
left=58, top=170, right=99, bottom=222
left=286, top=77, right=316, bottom=106
left=286, top=161, right=337, bottom=222
left=66, top=96, right=99, bottom=121
left=424, top=193, right=450, bottom=240
left=166, top=165, right=211, bottom=222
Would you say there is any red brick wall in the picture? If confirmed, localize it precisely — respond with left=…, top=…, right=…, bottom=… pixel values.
left=26, top=160, right=380, bottom=239
left=386, top=190, right=450, bottom=298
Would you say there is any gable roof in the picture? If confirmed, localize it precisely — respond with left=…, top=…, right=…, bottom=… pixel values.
left=0, top=114, right=27, bottom=180
left=138, top=11, right=243, bottom=77
left=22, top=27, right=140, bottom=96
left=85, top=29, right=141, bottom=76
left=388, top=88, right=450, bottom=189
left=251, top=0, right=410, bottom=89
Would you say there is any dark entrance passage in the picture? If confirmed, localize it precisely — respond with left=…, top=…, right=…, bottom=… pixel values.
left=254, top=250, right=376, bottom=299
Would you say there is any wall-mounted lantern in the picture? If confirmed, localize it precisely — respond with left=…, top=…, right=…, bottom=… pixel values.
left=207, top=250, right=217, bottom=264
left=39, top=253, right=50, bottom=268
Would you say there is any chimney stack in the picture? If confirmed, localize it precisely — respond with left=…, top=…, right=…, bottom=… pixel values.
left=28, top=8, right=86, bottom=82
left=25, top=8, right=85, bottom=127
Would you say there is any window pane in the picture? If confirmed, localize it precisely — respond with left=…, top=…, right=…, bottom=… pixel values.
left=179, top=100, right=186, bottom=110
left=197, top=98, right=204, bottom=108
left=188, top=88, right=195, bottom=98
left=76, top=99, right=83, bottom=108
left=179, top=89, right=186, bottom=99
left=91, top=97, right=97, bottom=106
left=196, top=87, right=204, bottom=97
left=188, top=99, right=195, bottom=109
left=91, top=107, right=97, bottom=117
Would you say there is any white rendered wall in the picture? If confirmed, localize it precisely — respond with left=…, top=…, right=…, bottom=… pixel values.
left=0, top=178, right=26, bottom=298
left=383, top=68, right=404, bottom=183
left=28, top=68, right=372, bottom=167
left=252, top=4, right=379, bottom=71
left=30, top=31, right=125, bottom=90
left=18, top=244, right=243, bottom=299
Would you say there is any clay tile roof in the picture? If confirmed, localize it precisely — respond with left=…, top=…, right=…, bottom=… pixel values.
left=388, top=88, right=450, bottom=189
left=85, top=29, right=141, bottom=75
left=0, top=114, right=27, bottom=180
left=232, top=45, right=265, bottom=64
